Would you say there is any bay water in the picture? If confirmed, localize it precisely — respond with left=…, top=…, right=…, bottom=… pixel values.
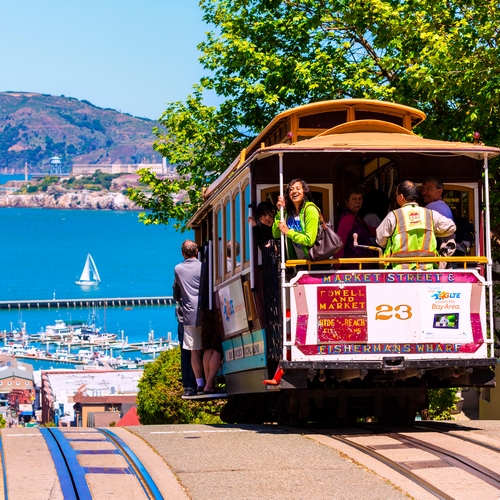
left=0, top=175, right=192, bottom=367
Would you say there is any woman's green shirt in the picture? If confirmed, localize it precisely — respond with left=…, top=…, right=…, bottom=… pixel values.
left=272, top=201, right=320, bottom=259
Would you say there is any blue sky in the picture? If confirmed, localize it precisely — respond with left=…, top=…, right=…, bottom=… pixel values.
left=0, top=0, right=210, bottom=120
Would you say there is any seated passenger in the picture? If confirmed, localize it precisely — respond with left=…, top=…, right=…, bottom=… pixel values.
left=226, top=241, right=241, bottom=271
left=335, top=188, right=378, bottom=268
left=376, top=180, right=456, bottom=270
left=272, top=178, right=319, bottom=260
left=248, top=201, right=277, bottom=249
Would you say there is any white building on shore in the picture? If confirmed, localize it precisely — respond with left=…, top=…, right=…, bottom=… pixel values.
left=72, top=157, right=172, bottom=176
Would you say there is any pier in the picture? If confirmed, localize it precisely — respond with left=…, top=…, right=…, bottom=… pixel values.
left=0, top=296, right=175, bottom=310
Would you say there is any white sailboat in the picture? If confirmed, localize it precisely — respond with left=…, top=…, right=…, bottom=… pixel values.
left=75, top=254, right=101, bottom=286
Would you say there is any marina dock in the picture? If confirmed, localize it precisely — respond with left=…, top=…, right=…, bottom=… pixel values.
left=0, top=296, right=175, bottom=310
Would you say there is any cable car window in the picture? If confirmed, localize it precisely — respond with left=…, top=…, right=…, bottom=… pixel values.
left=216, top=208, right=222, bottom=279
left=234, top=190, right=241, bottom=270
left=354, top=110, right=403, bottom=126
left=244, top=183, right=250, bottom=263
left=224, top=199, right=231, bottom=273
left=298, top=111, right=347, bottom=129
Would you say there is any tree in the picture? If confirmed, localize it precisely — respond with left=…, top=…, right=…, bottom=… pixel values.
left=137, top=347, right=223, bottom=424
left=129, top=0, right=500, bottom=231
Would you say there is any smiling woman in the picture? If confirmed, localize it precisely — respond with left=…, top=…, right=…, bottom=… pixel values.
left=272, top=178, right=319, bottom=260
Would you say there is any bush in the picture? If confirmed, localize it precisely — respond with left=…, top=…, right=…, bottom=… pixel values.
left=425, top=388, right=459, bottom=420
left=137, top=347, right=224, bottom=425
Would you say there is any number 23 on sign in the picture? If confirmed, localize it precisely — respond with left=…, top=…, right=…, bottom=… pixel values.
left=375, top=304, right=412, bottom=320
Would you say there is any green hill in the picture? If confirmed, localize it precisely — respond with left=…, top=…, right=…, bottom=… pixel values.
left=0, top=91, right=161, bottom=172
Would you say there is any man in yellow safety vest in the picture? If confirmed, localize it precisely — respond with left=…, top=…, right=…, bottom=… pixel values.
left=376, top=180, right=456, bottom=270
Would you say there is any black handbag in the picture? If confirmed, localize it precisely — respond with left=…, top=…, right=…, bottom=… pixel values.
left=308, top=205, right=343, bottom=261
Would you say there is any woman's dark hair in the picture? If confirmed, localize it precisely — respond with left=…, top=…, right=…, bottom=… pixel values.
left=255, top=201, right=277, bottom=219
left=343, top=187, right=364, bottom=203
left=284, top=178, right=313, bottom=214
left=396, top=180, right=419, bottom=202
left=359, top=189, right=390, bottom=221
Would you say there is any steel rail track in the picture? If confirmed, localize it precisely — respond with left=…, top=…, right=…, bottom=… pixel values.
left=317, top=430, right=454, bottom=500
left=100, top=428, right=164, bottom=499
left=314, top=424, right=500, bottom=499
left=414, top=422, right=500, bottom=454
left=38, top=427, right=164, bottom=500
left=0, top=433, right=9, bottom=500
left=391, top=431, right=500, bottom=489
left=39, top=427, right=92, bottom=500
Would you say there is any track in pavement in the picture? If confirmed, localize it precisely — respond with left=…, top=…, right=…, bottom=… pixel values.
left=2, top=422, right=499, bottom=499
left=313, top=424, right=500, bottom=500
left=0, top=427, right=167, bottom=499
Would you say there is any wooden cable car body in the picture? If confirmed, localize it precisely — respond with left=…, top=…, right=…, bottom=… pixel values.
left=189, top=99, right=498, bottom=423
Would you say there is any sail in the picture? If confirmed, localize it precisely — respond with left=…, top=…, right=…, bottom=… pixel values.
left=88, top=254, right=101, bottom=282
left=78, top=254, right=92, bottom=282
left=76, top=253, right=101, bottom=285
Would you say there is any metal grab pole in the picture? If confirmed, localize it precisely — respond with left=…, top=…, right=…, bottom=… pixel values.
left=483, top=153, right=495, bottom=342
left=279, top=153, right=287, bottom=359
left=248, top=203, right=255, bottom=289
left=208, top=240, right=213, bottom=310
left=249, top=169, right=255, bottom=290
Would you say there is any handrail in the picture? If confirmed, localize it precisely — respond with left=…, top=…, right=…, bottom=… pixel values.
left=285, top=255, right=488, bottom=269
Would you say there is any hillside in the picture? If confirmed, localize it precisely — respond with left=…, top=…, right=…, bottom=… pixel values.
left=0, top=92, right=162, bottom=171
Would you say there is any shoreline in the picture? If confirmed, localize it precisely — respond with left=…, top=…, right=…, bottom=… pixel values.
left=0, top=190, right=141, bottom=210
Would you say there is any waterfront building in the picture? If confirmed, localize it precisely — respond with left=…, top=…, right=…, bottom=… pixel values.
left=39, top=369, right=142, bottom=426
left=0, top=355, right=34, bottom=393
left=72, top=157, right=174, bottom=176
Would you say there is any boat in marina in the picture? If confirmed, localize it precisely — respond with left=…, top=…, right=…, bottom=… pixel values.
left=75, top=253, right=101, bottom=286
left=38, top=319, right=74, bottom=340
left=140, top=343, right=173, bottom=354
left=73, top=330, right=117, bottom=343
left=38, top=309, right=117, bottom=345
left=139, top=329, right=178, bottom=354
left=52, top=349, right=78, bottom=361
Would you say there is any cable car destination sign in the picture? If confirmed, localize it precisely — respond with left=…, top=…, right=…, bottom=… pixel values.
left=291, top=270, right=485, bottom=358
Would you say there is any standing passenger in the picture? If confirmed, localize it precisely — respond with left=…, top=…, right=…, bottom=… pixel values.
left=200, top=250, right=223, bottom=395
left=421, top=177, right=454, bottom=219
left=272, top=178, right=319, bottom=260
left=173, top=240, right=205, bottom=394
left=171, top=297, right=197, bottom=397
left=421, top=177, right=457, bottom=265
left=248, top=201, right=277, bottom=249
left=376, top=180, right=456, bottom=270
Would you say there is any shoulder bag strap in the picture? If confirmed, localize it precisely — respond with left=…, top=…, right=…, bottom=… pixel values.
left=307, top=203, right=327, bottom=229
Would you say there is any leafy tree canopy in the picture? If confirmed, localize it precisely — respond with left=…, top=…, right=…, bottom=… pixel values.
left=129, top=0, right=500, bottom=230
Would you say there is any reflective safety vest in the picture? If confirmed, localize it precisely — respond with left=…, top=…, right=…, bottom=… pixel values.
left=384, top=204, right=437, bottom=270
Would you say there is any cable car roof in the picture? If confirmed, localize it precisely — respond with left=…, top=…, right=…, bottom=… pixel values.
left=256, top=129, right=500, bottom=161
left=190, top=100, right=500, bottom=225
